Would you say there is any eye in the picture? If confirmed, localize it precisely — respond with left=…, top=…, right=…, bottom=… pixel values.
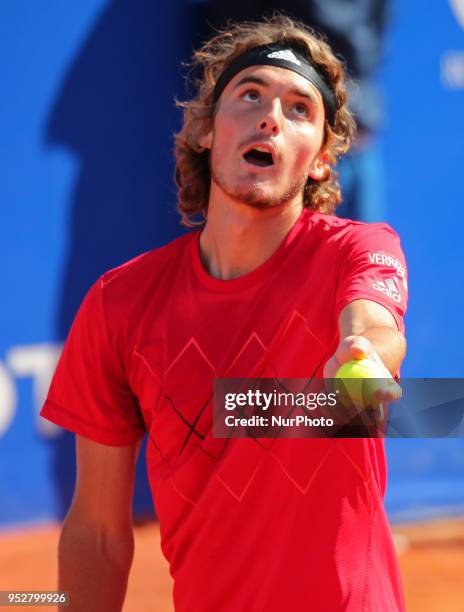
left=242, top=89, right=260, bottom=103
left=293, top=102, right=309, bottom=117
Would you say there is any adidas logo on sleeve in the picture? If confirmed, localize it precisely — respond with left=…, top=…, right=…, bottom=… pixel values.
left=372, top=277, right=402, bottom=303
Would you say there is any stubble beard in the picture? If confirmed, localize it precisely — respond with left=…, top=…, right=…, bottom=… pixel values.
left=211, top=163, right=308, bottom=210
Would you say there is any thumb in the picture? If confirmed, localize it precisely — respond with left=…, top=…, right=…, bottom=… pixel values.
left=343, top=335, right=373, bottom=361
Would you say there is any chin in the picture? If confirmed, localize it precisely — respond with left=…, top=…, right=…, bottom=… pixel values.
left=240, top=194, right=285, bottom=209
left=212, top=170, right=306, bottom=210
left=230, top=181, right=286, bottom=206
left=237, top=185, right=304, bottom=210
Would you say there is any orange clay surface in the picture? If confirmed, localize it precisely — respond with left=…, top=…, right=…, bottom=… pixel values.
left=1, top=519, right=463, bottom=611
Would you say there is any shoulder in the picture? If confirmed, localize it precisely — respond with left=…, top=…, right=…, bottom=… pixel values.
left=102, top=231, right=194, bottom=285
left=96, top=231, right=196, bottom=327
left=305, top=211, right=404, bottom=256
left=308, top=211, right=400, bottom=241
left=101, top=231, right=194, bottom=295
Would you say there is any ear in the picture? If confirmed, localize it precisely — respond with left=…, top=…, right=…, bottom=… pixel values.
left=308, top=151, right=330, bottom=181
left=198, top=129, right=213, bottom=151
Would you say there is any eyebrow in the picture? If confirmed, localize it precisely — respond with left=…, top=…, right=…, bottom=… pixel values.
left=288, top=87, right=318, bottom=107
left=233, top=75, right=269, bottom=90
left=233, top=75, right=319, bottom=107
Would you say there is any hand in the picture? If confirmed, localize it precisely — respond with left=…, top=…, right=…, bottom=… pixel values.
left=324, top=335, right=402, bottom=406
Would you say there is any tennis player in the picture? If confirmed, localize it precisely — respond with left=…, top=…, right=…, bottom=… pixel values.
left=41, top=14, right=408, bottom=611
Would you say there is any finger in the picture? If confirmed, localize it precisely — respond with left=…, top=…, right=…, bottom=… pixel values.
left=373, top=382, right=402, bottom=404
left=323, top=356, right=340, bottom=379
left=334, top=335, right=373, bottom=365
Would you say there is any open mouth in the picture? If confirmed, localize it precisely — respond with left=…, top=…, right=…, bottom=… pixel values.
left=243, top=148, right=274, bottom=167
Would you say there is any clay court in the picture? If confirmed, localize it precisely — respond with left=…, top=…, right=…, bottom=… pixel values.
left=1, top=518, right=463, bottom=611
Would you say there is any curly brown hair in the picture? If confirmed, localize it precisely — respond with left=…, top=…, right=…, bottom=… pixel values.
left=175, top=14, right=356, bottom=227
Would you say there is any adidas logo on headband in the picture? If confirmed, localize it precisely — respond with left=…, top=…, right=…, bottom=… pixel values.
left=267, top=49, right=301, bottom=66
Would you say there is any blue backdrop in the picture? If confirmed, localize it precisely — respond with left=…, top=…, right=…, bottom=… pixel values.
left=1, top=0, right=463, bottom=528
left=381, top=0, right=464, bottom=521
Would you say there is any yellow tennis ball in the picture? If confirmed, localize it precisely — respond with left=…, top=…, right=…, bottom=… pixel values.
left=334, top=358, right=384, bottom=408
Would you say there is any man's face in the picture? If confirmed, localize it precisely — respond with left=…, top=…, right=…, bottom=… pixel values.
left=200, top=64, right=327, bottom=210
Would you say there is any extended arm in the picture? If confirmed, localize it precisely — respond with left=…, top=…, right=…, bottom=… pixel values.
left=325, top=299, right=406, bottom=401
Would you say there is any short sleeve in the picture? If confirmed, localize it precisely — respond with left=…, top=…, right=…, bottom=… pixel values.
left=335, top=223, right=408, bottom=333
left=40, top=277, right=146, bottom=446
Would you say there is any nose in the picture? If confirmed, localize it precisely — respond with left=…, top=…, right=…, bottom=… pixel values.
left=257, top=98, right=283, bottom=136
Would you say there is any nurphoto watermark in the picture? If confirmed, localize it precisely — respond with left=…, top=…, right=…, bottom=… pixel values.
left=213, top=378, right=464, bottom=439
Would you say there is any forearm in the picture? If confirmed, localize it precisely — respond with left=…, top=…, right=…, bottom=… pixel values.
left=58, top=513, right=134, bottom=612
left=358, top=325, right=406, bottom=376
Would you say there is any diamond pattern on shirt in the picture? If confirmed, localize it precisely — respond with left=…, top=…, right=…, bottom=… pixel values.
left=143, top=310, right=374, bottom=506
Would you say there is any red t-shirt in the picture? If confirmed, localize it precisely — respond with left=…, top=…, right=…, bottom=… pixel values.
left=41, top=209, right=408, bottom=611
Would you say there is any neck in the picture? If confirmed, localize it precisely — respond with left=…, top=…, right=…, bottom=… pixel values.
left=198, top=183, right=304, bottom=280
